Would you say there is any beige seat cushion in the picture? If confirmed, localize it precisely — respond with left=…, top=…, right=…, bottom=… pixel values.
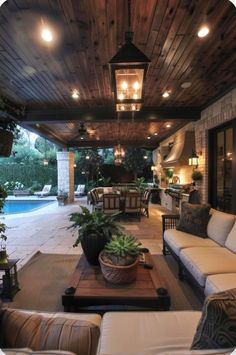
left=98, top=311, right=203, bottom=355
left=3, top=349, right=76, bottom=355
left=0, top=309, right=101, bottom=355
left=180, top=247, right=236, bottom=287
left=205, top=274, right=236, bottom=297
left=207, top=210, right=235, bottom=246
left=225, top=221, right=236, bottom=253
left=164, top=229, right=220, bottom=256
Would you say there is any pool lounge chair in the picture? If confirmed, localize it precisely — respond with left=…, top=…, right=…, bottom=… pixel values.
left=75, top=184, right=85, bottom=196
left=34, top=184, right=52, bottom=197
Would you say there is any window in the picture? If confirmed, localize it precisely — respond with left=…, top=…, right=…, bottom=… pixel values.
left=209, top=120, right=236, bottom=213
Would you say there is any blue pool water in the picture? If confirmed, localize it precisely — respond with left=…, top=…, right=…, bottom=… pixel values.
left=3, top=200, right=54, bottom=214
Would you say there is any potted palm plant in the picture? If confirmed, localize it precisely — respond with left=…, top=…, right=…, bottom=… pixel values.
left=99, top=233, right=141, bottom=284
left=69, top=206, right=122, bottom=265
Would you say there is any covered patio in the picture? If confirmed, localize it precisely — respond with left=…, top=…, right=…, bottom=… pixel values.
left=0, top=1, right=236, bottom=355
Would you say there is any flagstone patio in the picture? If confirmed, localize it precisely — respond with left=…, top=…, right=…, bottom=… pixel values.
left=1, top=198, right=167, bottom=270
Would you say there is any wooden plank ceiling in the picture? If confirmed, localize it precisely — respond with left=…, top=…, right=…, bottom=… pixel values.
left=0, top=0, right=235, bottom=148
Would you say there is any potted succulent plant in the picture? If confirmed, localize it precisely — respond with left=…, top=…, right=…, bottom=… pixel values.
left=0, top=185, right=8, bottom=264
left=69, top=206, right=122, bottom=265
left=57, top=190, right=68, bottom=206
left=99, top=233, right=141, bottom=284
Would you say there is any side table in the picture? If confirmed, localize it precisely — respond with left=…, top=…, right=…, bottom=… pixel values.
left=0, top=259, right=20, bottom=301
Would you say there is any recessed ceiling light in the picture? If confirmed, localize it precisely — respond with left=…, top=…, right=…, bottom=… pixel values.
left=197, top=26, right=209, bottom=38
left=154, top=132, right=158, bottom=136
left=143, top=155, right=148, bottom=159
left=162, top=91, right=170, bottom=98
left=80, top=137, right=84, bottom=140
left=41, top=28, right=53, bottom=42
left=181, top=82, right=192, bottom=89
left=166, top=124, right=171, bottom=128
left=72, top=89, right=79, bottom=100
left=147, top=136, right=151, bottom=140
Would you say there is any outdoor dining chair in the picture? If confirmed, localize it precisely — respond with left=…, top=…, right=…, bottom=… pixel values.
left=124, top=192, right=142, bottom=221
left=90, top=189, right=103, bottom=211
left=103, top=193, right=121, bottom=214
left=141, top=189, right=152, bottom=218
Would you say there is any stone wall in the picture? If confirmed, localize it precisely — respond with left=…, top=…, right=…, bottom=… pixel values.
left=195, top=88, right=236, bottom=203
left=57, top=151, right=75, bottom=203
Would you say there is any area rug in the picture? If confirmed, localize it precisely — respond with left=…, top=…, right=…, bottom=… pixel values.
left=7, top=251, right=202, bottom=312
left=9, top=251, right=79, bottom=312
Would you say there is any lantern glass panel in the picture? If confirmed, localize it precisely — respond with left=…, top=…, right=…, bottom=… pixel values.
left=115, top=68, right=144, bottom=101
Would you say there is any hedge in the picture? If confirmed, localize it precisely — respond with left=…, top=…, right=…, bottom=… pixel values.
left=0, top=164, right=57, bottom=188
left=0, top=164, right=88, bottom=189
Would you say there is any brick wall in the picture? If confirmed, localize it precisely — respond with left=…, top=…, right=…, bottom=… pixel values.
left=195, top=88, right=236, bottom=203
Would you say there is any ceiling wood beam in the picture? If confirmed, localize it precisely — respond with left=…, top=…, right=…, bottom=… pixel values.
left=22, top=106, right=201, bottom=124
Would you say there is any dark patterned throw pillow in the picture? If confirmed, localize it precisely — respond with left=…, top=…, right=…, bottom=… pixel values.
left=176, top=202, right=211, bottom=238
left=191, top=288, right=236, bottom=350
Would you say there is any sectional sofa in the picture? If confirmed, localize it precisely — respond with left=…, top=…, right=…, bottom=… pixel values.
left=0, top=306, right=234, bottom=355
left=162, top=209, right=236, bottom=297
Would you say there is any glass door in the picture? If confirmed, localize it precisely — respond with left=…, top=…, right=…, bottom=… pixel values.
left=211, top=124, right=233, bottom=213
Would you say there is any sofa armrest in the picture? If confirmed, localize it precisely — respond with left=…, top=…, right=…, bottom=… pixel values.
left=162, top=214, right=180, bottom=233
left=162, top=214, right=180, bottom=256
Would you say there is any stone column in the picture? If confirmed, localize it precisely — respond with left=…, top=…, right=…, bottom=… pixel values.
left=57, top=151, right=74, bottom=203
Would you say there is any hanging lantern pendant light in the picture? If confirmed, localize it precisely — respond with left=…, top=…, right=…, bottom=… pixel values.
left=109, top=1, right=150, bottom=112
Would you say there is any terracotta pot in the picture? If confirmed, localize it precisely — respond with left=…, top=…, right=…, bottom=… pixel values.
left=81, top=234, right=108, bottom=265
left=0, top=130, right=13, bottom=157
left=99, top=252, right=139, bottom=284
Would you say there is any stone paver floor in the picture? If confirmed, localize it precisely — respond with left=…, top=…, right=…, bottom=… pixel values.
left=1, top=197, right=167, bottom=270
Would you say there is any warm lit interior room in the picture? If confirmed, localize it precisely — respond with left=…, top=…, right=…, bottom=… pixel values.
left=0, top=0, right=236, bottom=354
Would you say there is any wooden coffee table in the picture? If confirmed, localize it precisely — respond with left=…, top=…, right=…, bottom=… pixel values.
left=62, top=253, right=170, bottom=312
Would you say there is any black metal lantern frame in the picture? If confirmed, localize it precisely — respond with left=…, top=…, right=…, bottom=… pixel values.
left=109, top=31, right=150, bottom=112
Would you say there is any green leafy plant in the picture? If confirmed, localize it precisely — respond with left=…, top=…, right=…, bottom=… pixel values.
left=69, top=206, right=122, bottom=247
left=105, top=234, right=141, bottom=258
left=57, top=190, right=68, bottom=199
left=100, top=233, right=141, bottom=266
left=133, top=177, right=147, bottom=193
left=191, top=170, right=203, bottom=181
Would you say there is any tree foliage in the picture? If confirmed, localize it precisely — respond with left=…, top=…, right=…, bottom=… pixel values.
left=123, top=148, right=152, bottom=179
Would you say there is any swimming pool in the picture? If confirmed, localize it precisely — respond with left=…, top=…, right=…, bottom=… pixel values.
left=3, top=200, right=54, bottom=214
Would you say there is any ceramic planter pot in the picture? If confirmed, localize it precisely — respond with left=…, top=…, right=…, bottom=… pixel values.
left=81, top=234, right=108, bottom=265
left=57, top=197, right=68, bottom=206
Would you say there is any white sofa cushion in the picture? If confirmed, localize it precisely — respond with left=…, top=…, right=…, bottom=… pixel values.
left=103, top=187, right=113, bottom=194
left=180, top=247, right=236, bottom=287
left=164, top=229, right=220, bottom=256
left=205, top=274, right=236, bottom=297
left=207, top=210, right=235, bottom=246
left=225, top=221, right=236, bottom=253
left=98, top=311, right=233, bottom=355
left=98, top=311, right=203, bottom=355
